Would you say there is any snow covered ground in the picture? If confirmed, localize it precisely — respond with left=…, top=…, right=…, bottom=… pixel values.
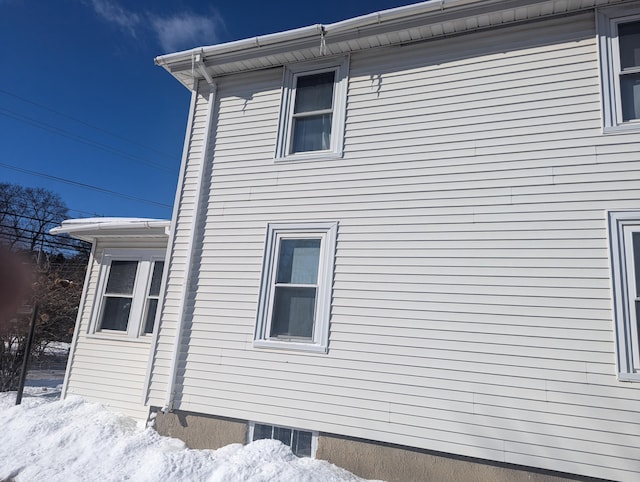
left=0, top=385, right=372, bottom=481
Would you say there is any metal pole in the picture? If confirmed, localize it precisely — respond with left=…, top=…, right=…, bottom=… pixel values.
left=15, top=303, right=38, bottom=406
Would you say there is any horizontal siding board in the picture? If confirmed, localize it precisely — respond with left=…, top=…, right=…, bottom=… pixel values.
left=146, top=11, right=640, bottom=482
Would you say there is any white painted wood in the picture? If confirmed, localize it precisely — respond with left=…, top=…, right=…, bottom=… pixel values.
left=149, top=8, right=640, bottom=481
left=64, top=239, right=166, bottom=421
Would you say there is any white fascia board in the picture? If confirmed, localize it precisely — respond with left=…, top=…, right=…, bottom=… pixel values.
left=154, top=0, right=592, bottom=89
left=50, top=218, right=170, bottom=242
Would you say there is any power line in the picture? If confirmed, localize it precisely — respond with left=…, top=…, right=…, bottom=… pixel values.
left=0, top=88, right=179, bottom=163
left=0, top=201, right=101, bottom=221
left=0, top=224, right=85, bottom=247
left=1, top=233, right=86, bottom=252
left=0, top=161, right=173, bottom=209
left=0, top=107, right=175, bottom=173
left=0, top=192, right=103, bottom=218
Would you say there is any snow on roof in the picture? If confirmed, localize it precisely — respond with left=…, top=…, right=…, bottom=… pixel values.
left=50, top=217, right=170, bottom=242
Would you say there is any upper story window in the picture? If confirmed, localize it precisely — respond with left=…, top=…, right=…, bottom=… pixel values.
left=275, top=57, right=349, bottom=161
left=609, top=211, right=640, bottom=381
left=92, top=249, right=165, bottom=339
left=254, top=222, right=337, bottom=353
left=598, top=6, right=640, bottom=131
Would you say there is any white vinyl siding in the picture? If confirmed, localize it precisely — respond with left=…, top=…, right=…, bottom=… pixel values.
left=63, top=239, right=167, bottom=421
left=146, top=85, right=213, bottom=405
left=153, top=12, right=640, bottom=482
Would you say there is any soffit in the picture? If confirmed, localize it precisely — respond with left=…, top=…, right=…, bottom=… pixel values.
left=158, top=0, right=623, bottom=90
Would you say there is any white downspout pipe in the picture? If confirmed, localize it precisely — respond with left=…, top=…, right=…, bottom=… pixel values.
left=142, top=88, right=197, bottom=410
left=161, top=75, right=217, bottom=413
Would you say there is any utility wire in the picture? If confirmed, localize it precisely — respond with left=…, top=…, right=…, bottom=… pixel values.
left=0, top=161, right=172, bottom=209
left=0, top=223, right=84, bottom=246
left=0, top=88, right=179, bottom=163
left=0, top=107, right=174, bottom=172
left=1, top=234, right=85, bottom=252
left=0, top=195, right=102, bottom=218
left=1, top=234, right=86, bottom=252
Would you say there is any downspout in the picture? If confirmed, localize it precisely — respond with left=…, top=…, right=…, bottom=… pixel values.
left=142, top=89, right=197, bottom=409
left=162, top=64, right=218, bottom=413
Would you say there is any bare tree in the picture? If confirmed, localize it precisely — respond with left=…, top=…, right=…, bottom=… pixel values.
left=0, top=183, right=88, bottom=391
left=0, top=184, right=69, bottom=254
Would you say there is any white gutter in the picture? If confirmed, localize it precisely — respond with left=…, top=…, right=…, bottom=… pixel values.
left=154, top=0, right=501, bottom=73
left=161, top=78, right=218, bottom=412
left=50, top=220, right=169, bottom=236
left=155, top=24, right=324, bottom=70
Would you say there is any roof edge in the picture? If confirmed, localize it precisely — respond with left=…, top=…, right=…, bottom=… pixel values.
left=50, top=218, right=171, bottom=242
left=154, top=0, right=504, bottom=81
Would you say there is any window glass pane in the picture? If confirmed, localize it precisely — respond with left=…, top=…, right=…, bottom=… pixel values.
left=621, top=73, right=640, bottom=121
left=633, top=233, right=640, bottom=298
left=105, top=261, right=137, bottom=294
left=100, top=297, right=132, bottom=331
left=294, top=72, right=335, bottom=113
left=619, top=21, right=640, bottom=70
left=292, top=430, right=312, bottom=458
left=143, top=298, right=159, bottom=334
left=273, top=427, right=292, bottom=447
left=276, top=239, right=320, bottom=284
left=149, top=261, right=164, bottom=296
left=291, top=114, right=332, bottom=153
left=253, top=424, right=273, bottom=441
left=271, top=286, right=316, bottom=338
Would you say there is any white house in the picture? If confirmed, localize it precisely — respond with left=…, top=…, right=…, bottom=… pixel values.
left=54, top=0, right=640, bottom=480
left=50, top=218, right=169, bottom=421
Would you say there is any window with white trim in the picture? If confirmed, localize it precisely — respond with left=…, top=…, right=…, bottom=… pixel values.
left=93, top=249, right=165, bottom=338
left=275, top=57, right=348, bottom=161
left=598, top=6, right=640, bottom=131
left=609, top=211, right=640, bottom=381
left=254, top=222, right=337, bottom=353
left=248, top=422, right=316, bottom=458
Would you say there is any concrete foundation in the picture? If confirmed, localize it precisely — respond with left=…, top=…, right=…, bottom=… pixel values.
left=151, top=407, right=246, bottom=450
left=316, top=434, right=600, bottom=482
left=151, top=409, right=603, bottom=481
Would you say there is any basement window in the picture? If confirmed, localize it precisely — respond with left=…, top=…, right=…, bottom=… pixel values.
left=249, top=422, right=316, bottom=458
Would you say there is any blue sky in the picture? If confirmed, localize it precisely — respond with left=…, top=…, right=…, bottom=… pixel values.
left=0, top=0, right=416, bottom=221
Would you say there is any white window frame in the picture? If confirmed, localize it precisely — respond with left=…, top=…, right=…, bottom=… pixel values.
left=254, top=222, right=338, bottom=353
left=247, top=421, right=318, bottom=458
left=90, top=248, right=165, bottom=340
left=598, top=5, right=640, bottom=132
left=275, top=56, right=349, bottom=162
left=608, top=211, right=640, bottom=381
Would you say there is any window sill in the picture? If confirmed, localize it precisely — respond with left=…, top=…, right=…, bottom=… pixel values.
left=618, top=372, right=640, bottom=382
left=86, top=333, right=152, bottom=344
left=253, top=339, right=328, bottom=354
left=603, top=122, right=640, bottom=134
left=274, top=150, right=343, bottom=163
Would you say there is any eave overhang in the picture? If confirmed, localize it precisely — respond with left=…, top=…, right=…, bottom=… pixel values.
left=155, top=0, right=625, bottom=90
left=50, top=218, right=170, bottom=243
